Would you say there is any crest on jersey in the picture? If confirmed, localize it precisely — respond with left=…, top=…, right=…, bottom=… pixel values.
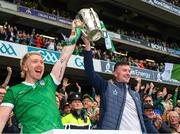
left=39, top=80, right=45, bottom=86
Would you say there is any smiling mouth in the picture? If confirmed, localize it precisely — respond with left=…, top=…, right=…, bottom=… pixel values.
left=35, top=70, right=42, bottom=74
left=35, top=68, right=43, bottom=74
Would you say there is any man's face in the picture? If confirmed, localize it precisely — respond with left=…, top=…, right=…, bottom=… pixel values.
left=63, top=105, right=71, bottom=114
left=0, top=88, right=6, bottom=103
left=169, top=113, right=179, bottom=125
left=70, top=100, right=83, bottom=110
left=24, top=55, right=44, bottom=82
left=144, top=97, right=153, bottom=105
left=144, top=108, right=155, bottom=119
left=157, top=91, right=163, bottom=98
left=83, top=98, right=93, bottom=109
left=114, top=65, right=131, bottom=83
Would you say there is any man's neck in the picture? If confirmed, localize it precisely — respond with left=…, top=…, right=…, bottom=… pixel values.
left=24, top=78, right=37, bottom=84
left=76, top=110, right=81, bottom=115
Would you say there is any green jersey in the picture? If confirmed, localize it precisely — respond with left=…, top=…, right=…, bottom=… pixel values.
left=2, top=74, right=64, bottom=133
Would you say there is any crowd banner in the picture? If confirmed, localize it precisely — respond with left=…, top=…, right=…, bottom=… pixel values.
left=67, top=55, right=102, bottom=72
left=108, top=31, right=121, bottom=40
left=100, top=60, right=154, bottom=80
left=27, top=47, right=60, bottom=65
left=120, top=34, right=180, bottom=56
left=120, top=34, right=147, bottom=46
left=141, top=0, right=180, bottom=15
left=17, top=5, right=72, bottom=25
left=100, top=60, right=180, bottom=86
left=0, top=40, right=27, bottom=59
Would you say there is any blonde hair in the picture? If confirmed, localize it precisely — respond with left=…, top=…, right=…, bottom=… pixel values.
left=20, top=52, right=42, bottom=78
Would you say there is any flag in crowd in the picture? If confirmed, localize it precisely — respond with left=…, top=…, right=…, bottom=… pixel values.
left=161, top=63, right=180, bottom=81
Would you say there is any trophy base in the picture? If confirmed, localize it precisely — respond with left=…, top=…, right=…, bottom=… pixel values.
left=88, top=30, right=102, bottom=42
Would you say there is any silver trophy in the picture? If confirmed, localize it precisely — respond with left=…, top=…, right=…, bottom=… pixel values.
left=76, top=8, right=102, bottom=42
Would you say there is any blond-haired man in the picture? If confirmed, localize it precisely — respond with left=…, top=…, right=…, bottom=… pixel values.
left=0, top=19, right=83, bottom=133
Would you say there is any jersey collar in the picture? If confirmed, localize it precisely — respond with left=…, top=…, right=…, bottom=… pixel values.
left=22, top=81, right=35, bottom=86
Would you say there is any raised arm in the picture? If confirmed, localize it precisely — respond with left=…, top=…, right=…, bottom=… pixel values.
left=134, top=76, right=142, bottom=93
left=82, top=35, right=108, bottom=94
left=51, top=19, right=83, bottom=84
left=1, top=67, right=12, bottom=88
left=173, top=86, right=178, bottom=107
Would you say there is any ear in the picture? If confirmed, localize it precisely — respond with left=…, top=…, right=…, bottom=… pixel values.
left=23, top=63, right=28, bottom=72
left=69, top=104, right=72, bottom=108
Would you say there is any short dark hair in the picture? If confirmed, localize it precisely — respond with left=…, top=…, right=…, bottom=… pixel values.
left=114, top=61, right=129, bottom=71
left=143, top=103, right=154, bottom=110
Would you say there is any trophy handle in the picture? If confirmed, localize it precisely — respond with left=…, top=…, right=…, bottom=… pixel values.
left=81, top=29, right=87, bottom=37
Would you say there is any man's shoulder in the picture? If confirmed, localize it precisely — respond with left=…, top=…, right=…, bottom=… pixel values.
left=42, top=74, right=53, bottom=82
left=62, top=113, right=72, bottom=122
left=10, top=83, right=26, bottom=89
left=8, top=82, right=30, bottom=92
left=63, top=113, right=72, bottom=118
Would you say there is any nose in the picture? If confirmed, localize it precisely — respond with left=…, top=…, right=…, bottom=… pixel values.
left=126, top=70, right=130, bottom=76
left=38, top=61, right=44, bottom=68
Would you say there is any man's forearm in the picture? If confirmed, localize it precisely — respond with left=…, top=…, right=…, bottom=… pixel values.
left=0, top=107, right=12, bottom=132
left=56, top=44, right=76, bottom=83
left=51, top=20, right=83, bottom=83
left=59, top=44, right=76, bottom=64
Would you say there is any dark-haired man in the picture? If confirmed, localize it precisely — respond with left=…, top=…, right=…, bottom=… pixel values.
left=82, top=35, right=146, bottom=133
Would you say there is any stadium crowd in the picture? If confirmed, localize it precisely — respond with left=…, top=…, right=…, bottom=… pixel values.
left=0, top=21, right=166, bottom=72
left=11, top=0, right=180, bottom=52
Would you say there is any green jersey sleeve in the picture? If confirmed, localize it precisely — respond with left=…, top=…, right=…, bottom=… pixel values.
left=42, top=73, right=59, bottom=93
left=1, top=88, right=15, bottom=108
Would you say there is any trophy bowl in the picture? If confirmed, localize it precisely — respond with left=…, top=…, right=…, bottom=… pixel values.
left=76, top=8, right=102, bottom=42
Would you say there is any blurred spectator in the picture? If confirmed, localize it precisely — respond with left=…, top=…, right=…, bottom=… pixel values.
left=0, top=27, right=6, bottom=40
left=0, top=67, right=20, bottom=133
left=35, top=34, right=42, bottom=48
left=6, top=26, right=15, bottom=42
left=82, top=94, right=97, bottom=125
left=143, top=104, right=171, bottom=133
left=61, top=102, right=71, bottom=117
left=167, top=111, right=180, bottom=133
left=47, top=39, right=56, bottom=51
left=62, top=92, right=91, bottom=129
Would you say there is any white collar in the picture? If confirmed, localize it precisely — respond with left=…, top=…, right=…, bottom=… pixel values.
left=22, top=81, right=35, bottom=86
